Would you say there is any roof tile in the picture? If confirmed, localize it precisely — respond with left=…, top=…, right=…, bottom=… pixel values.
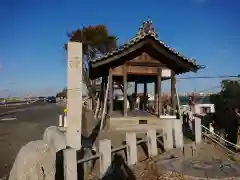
left=90, top=19, right=199, bottom=68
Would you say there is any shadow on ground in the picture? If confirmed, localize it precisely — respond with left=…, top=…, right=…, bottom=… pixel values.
left=102, top=154, right=136, bottom=180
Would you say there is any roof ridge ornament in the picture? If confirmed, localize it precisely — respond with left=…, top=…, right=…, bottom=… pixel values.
left=136, top=19, right=158, bottom=38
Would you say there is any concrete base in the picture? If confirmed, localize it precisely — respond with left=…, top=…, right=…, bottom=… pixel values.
left=173, top=119, right=183, bottom=148
left=194, top=117, right=202, bottom=144
left=162, top=119, right=174, bottom=151
left=110, top=118, right=163, bottom=131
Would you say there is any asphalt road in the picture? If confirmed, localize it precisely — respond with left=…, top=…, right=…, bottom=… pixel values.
left=0, top=103, right=64, bottom=177
left=0, top=101, right=45, bottom=116
left=0, top=104, right=30, bottom=115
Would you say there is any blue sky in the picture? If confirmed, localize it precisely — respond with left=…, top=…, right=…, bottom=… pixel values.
left=0, top=0, right=239, bottom=97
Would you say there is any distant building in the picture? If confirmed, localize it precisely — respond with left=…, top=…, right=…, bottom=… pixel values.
left=193, top=103, right=215, bottom=114
left=180, top=95, right=215, bottom=115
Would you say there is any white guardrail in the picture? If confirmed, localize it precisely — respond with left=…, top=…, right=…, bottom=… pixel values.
left=201, top=125, right=240, bottom=158
left=64, top=130, right=163, bottom=180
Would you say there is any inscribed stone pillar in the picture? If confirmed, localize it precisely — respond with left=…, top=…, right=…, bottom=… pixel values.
left=66, top=42, right=82, bottom=150
left=64, top=148, right=78, bottom=180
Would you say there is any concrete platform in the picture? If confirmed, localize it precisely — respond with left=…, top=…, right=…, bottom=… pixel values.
left=157, top=157, right=240, bottom=179
left=156, top=142, right=240, bottom=179
left=109, top=110, right=178, bottom=130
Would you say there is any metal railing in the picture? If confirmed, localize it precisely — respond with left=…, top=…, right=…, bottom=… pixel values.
left=76, top=133, right=163, bottom=165
left=201, top=124, right=240, bottom=158
left=201, top=125, right=240, bottom=149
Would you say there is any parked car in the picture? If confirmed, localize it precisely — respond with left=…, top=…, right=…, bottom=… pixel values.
left=38, top=96, right=46, bottom=102
left=46, top=96, right=56, bottom=103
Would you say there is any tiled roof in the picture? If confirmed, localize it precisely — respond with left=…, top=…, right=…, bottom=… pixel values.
left=90, top=19, right=200, bottom=68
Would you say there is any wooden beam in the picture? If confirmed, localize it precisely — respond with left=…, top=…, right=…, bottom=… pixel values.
left=91, top=41, right=145, bottom=68
left=154, top=79, right=158, bottom=115
left=171, top=70, right=176, bottom=115
left=157, top=68, right=162, bottom=117
left=123, top=64, right=128, bottom=116
left=147, top=38, right=199, bottom=73
left=91, top=38, right=199, bottom=73
left=127, top=61, right=162, bottom=67
left=108, top=68, right=113, bottom=116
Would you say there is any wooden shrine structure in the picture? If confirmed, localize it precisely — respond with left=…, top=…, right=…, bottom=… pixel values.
left=89, top=19, right=202, bottom=124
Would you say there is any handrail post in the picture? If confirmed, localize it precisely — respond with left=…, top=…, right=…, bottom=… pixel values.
left=99, top=139, right=111, bottom=177
left=147, top=129, right=158, bottom=157
left=194, top=117, right=202, bottom=144
left=64, top=115, right=68, bottom=127
left=163, top=120, right=173, bottom=150
left=173, top=119, right=183, bottom=148
left=59, top=114, right=63, bottom=127
left=64, top=148, right=77, bottom=180
left=126, top=132, right=138, bottom=165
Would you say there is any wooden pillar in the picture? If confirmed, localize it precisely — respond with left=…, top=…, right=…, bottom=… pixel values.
left=154, top=79, right=158, bottom=114
left=123, top=64, right=128, bottom=116
left=91, top=79, right=96, bottom=110
left=134, top=82, right=138, bottom=93
left=157, top=68, right=162, bottom=117
left=171, top=71, right=176, bottom=115
left=101, top=76, right=107, bottom=113
left=143, top=82, right=148, bottom=110
left=100, top=77, right=105, bottom=114
left=134, top=82, right=138, bottom=110
left=108, top=68, right=113, bottom=116
left=143, top=83, right=147, bottom=110
left=143, top=83, right=147, bottom=95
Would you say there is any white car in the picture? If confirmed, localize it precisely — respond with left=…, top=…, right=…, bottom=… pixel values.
left=0, top=100, right=6, bottom=105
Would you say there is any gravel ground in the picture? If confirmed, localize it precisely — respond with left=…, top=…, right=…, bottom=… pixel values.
left=87, top=158, right=195, bottom=180
left=88, top=157, right=240, bottom=180
left=86, top=141, right=240, bottom=180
